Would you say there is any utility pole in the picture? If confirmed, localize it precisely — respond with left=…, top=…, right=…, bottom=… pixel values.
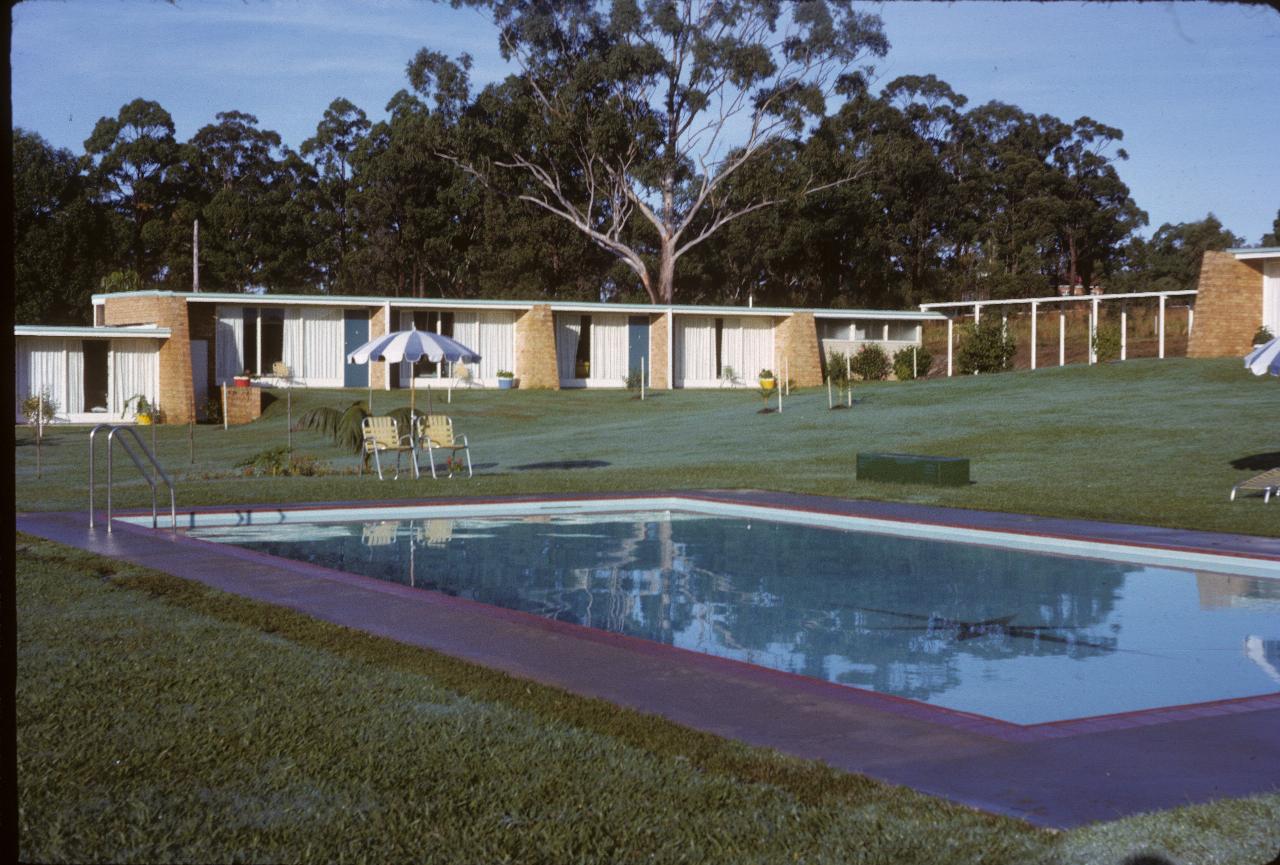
left=193, top=219, right=200, bottom=292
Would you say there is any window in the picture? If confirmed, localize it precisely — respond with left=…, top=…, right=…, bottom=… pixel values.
left=243, top=308, right=258, bottom=374
left=714, top=317, right=724, bottom=376
left=241, top=307, right=284, bottom=374
left=410, top=310, right=456, bottom=377
left=575, top=315, right=592, bottom=368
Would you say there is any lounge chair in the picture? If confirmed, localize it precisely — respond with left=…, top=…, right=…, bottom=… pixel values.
left=415, top=414, right=472, bottom=479
left=361, top=416, right=418, bottom=480
left=1230, top=467, right=1280, bottom=503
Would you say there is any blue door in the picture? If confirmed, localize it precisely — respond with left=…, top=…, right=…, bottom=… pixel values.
left=628, top=316, right=650, bottom=382
left=344, top=310, right=369, bottom=387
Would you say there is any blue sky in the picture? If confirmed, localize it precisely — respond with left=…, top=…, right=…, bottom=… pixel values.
left=12, top=0, right=1280, bottom=243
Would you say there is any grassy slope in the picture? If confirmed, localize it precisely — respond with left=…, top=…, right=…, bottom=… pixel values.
left=13, top=358, right=1280, bottom=536
left=18, top=536, right=1280, bottom=864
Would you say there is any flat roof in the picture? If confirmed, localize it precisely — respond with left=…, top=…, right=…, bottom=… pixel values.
left=14, top=324, right=172, bottom=340
left=1228, top=246, right=1280, bottom=261
left=89, top=290, right=945, bottom=321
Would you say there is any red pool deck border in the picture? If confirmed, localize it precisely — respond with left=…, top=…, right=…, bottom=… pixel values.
left=17, top=491, right=1280, bottom=828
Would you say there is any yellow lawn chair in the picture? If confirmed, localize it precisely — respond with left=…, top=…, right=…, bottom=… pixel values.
left=415, top=414, right=472, bottom=479
left=361, top=416, right=418, bottom=480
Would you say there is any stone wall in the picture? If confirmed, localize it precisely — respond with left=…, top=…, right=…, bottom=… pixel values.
left=103, top=294, right=195, bottom=424
left=649, top=313, right=671, bottom=389
left=1188, top=252, right=1263, bottom=358
left=773, top=312, right=823, bottom=387
left=514, top=304, right=560, bottom=389
left=222, top=384, right=262, bottom=425
left=369, top=304, right=388, bottom=389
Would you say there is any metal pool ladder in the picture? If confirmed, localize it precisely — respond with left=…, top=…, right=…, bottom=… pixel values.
left=89, top=424, right=177, bottom=532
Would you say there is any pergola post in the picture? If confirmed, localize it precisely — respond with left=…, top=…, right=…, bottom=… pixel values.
left=1059, top=304, right=1066, bottom=367
left=1158, top=295, right=1167, bottom=359
left=974, top=303, right=981, bottom=324
left=1030, top=301, right=1038, bottom=370
left=947, top=318, right=954, bottom=377
left=1089, top=297, right=1099, bottom=365
left=1120, top=303, right=1128, bottom=361
left=1187, top=303, right=1194, bottom=338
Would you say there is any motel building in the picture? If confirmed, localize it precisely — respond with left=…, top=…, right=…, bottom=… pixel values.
left=14, top=246, right=1279, bottom=426
left=13, top=291, right=939, bottom=425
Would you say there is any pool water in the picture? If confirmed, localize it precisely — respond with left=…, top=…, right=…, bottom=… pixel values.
left=188, top=509, right=1280, bottom=724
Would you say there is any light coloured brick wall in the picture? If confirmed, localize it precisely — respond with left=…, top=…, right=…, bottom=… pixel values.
left=222, top=385, right=262, bottom=425
left=369, top=305, right=388, bottom=389
left=1188, top=252, right=1263, bottom=358
left=649, top=313, right=671, bottom=389
left=103, top=295, right=195, bottom=424
left=514, top=304, right=560, bottom=389
left=774, top=312, right=823, bottom=387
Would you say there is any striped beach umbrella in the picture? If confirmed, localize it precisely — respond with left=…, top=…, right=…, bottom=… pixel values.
left=1244, top=337, right=1280, bottom=377
left=346, top=327, right=481, bottom=414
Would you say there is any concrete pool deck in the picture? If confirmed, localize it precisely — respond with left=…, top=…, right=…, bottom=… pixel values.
left=17, top=490, right=1280, bottom=829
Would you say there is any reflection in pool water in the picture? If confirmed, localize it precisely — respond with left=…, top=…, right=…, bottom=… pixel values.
left=190, top=511, right=1280, bottom=724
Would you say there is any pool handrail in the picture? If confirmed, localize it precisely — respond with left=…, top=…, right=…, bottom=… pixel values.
left=89, top=423, right=177, bottom=532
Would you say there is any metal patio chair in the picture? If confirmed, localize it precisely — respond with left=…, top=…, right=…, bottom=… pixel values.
left=414, top=414, right=472, bottom=479
left=1230, top=467, right=1280, bottom=503
left=360, top=416, right=418, bottom=480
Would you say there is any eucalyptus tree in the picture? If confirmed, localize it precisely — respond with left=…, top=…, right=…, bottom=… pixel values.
left=83, top=98, right=182, bottom=280
left=428, top=0, right=889, bottom=303
left=13, top=128, right=115, bottom=323
left=301, top=98, right=372, bottom=292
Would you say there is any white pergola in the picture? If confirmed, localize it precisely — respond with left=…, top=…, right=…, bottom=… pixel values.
left=919, top=289, right=1197, bottom=376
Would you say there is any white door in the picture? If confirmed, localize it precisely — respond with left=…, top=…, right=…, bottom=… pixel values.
left=1264, top=260, right=1280, bottom=337
left=191, top=340, right=209, bottom=419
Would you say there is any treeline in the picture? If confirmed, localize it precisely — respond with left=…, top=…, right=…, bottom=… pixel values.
left=14, top=76, right=1278, bottom=325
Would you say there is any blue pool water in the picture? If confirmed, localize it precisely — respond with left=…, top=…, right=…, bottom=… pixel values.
left=187, top=508, right=1280, bottom=724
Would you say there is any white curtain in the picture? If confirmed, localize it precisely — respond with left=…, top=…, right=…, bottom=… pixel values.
left=675, top=316, right=716, bottom=385
left=215, top=305, right=244, bottom=384
left=449, top=311, right=516, bottom=380
left=473, top=312, right=515, bottom=379
left=555, top=314, right=582, bottom=380
left=17, top=338, right=67, bottom=420
left=109, top=339, right=159, bottom=416
left=590, top=314, right=629, bottom=383
left=283, top=308, right=305, bottom=378
left=65, top=341, right=84, bottom=414
left=721, top=317, right=775, bottom=382
left=302, top=307, right=344, bottom=383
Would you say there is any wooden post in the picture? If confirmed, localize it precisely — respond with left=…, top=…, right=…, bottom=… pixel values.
left=222, top=385, right=228, bottom=431
left=1187, top=303, right=1194, bottom=338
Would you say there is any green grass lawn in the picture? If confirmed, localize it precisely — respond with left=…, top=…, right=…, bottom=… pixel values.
left=13, top=358, right=1280, bottom=536
left=15, top=359, right=1280, bottom=861
left=17, top=536, right=1280, bottom=864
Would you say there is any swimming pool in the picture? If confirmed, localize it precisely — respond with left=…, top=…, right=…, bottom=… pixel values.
left=174, top=497, right=1280, bottom=725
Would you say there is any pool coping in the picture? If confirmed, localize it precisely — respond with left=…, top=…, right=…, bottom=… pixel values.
left=17, top=490, right=1280, bottom=828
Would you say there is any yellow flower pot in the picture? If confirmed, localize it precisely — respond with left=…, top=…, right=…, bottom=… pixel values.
left=136, top=413, right=153, bottom=425
left=759, top=378, right=776, bottom=391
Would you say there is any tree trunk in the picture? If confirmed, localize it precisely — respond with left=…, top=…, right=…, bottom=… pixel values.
left=657, top=236, right=676, bottom=304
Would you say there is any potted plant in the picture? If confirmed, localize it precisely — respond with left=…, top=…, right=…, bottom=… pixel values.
left=124, top=394, right=156, bottom=425
left=1253, top=326, right=1275, bottom=346
left=758, top=368, right=776, bottom=390
left=496, top=370, right=515, bottom=390
left=575, top=359, right=590, bottom=378
left=234, top=368, right=253, bottom=388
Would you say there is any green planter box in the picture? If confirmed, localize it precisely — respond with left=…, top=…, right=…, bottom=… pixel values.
left=856, top=452, right=970, bottom=486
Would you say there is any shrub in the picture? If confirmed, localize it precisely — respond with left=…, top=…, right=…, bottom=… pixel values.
left=957, top=318, right=1016, bottom=374
left=1092, top=322, right=1122, bottom=362
left=202, top=396, right=224, bottom=425
left=236, top=446, right=329, bottom=477
left=892, top=345, right=934, bottom=381
left=825, top=352, right=849, bottom=388
left=851, top=344, right=889, bottom=381
left=1254, top=326, right=1275, bottom=345
left=21, top=388, right=59, bottom=425
left=625, top=370, right=643, bottom=390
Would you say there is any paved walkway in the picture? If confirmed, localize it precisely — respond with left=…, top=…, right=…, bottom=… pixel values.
left=17, top=492, right=1280, bottom=828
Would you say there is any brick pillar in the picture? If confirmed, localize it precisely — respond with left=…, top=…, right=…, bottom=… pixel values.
left=515, top=304, right=560, bottom=389
left=774, top=312, right=823, bottom=387
left=1188, top=252, right=1263, bottom=358
left=369, top=304, right=389, bottom=389
left=103, top=294, right=195, bottom=424
left=649, top=312, right=671, bottom=389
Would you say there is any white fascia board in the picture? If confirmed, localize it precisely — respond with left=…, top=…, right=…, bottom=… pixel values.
left=1228, top=247, right=1280, bottom=261
left=919, top=289, right=1198, bottom=310
left=15, top=324, right=172, bottom=339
